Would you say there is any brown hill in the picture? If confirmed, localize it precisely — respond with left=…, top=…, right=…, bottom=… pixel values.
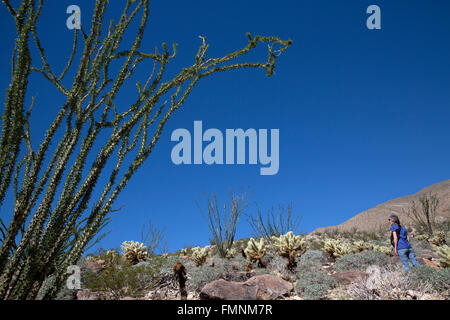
left=313, top=180, right=450, bottom=234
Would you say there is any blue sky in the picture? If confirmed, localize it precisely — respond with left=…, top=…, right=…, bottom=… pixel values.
left=1, top=0, right=449, bottom=254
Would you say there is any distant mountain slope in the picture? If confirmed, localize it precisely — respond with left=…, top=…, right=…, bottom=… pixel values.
left=313, top=180, right=450, bottom=233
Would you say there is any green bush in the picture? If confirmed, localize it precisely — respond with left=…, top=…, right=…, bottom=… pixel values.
left=334, top=250, right=390, bottom=271
left=84, top=254, right=164, bottom=299
left=408, top=265, right=450, bottom=293
left=299, top=250, right=327, bottom=264
left=188, top=258, right=249, bottom=292
left=295, top=271, right=337, bottom=300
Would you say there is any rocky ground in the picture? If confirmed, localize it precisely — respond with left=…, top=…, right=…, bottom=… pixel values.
left=66, top=232, right=450, bottom=301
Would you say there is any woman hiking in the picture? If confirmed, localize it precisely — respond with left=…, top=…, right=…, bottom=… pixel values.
left=388, top=214, right=420, bottom=272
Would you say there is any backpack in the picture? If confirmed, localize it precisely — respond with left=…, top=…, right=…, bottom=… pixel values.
left=390, top=224, right=402, bottom=247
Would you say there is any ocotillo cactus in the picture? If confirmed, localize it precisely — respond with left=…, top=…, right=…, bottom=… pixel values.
left=0, top=0, right=291, bottom=300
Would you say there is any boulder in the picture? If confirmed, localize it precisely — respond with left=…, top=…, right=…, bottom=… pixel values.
left=246, top=274, right=293, bottom=299
left=331, top=270, right=368, bottom=285
left=200, top=275, right=293, bottom=300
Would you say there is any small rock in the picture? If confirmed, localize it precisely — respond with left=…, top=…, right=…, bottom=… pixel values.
left=331, top=270, right=368, bottom=285
left=76, top=289, right=100, bottom=300
left=246, top=275, right=293, bottom=299
left=120, top=296, right=139, bottom=300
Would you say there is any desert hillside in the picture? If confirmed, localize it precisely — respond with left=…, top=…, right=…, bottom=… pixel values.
left=314, top=180, right=450, bottom=233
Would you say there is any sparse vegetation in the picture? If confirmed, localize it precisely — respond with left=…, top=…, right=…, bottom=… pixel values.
left=408, top=265, right=450, bottom=293
left=83, top=252, right=164, bottom=299
left=140, top=220, right=166, bottom=255
left=404, top=193, right=440, bottom=236
left=295, top=270, right=338, bottom=300
left=348, top=265, right=438, bottom=300
left=198, top=190, right=251, bottom=258
left=246, top=203, right=302, bottom=240
left=334, top=250, right=391, bottom=271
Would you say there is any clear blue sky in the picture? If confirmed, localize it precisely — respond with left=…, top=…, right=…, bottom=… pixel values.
left=1, top=0, right=449, bottom=254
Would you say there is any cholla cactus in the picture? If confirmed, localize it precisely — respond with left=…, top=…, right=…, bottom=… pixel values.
left=429, top=231, right=446, bottom=246
left=245, top=238, right=268, bottom=268
left=225, top=248, right=237, bottom=259
left=434, top=244, right=450, bottom=268
left=179, top=248, right=188, bottom=256
left=162, top=253, right=169, bottom=259
left=271, top=231, right=307, bottom=270
left=191, top=246, right=208, bottom=266
left=323, top=239, right=353, bottom=259
left=372, top=245, right=393, bottom=256
left=415, top=234, right=429, bottom=242
left=353, top=241, right=372, bottom=253
left=121, top=241, right=148, bottom=264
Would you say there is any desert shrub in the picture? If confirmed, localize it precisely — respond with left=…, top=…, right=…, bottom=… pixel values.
left=188, top=258, right=249, bottom=292
left=408, top=265, right=450, bottom=293
left=294, top=259, right=322, bottom=278
left=334, top=251, right=390, bottom=271
left=267, top=255, right=290, bottom=278
left=159, top=256, right=196, bottom=276
left=354, top=230, right=384, bottom=242
left=322, top=228, right=340, bottom=239
left=307, top=237, right=324, bottom=250
left=348, top=265, right=437, bottom=300
left=298, top=250, right=327, bottom=265
left=409, top=237, right=432, bottom=251
left=36, top=275, right=77, bottom=300
left=295, top=271, right=338, bottom=300
left=84, top=254, right=164, bottom=299
left=367, top=240, right=390, bottom=247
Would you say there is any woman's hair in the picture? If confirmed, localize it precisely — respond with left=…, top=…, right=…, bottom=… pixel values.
left=389, top=214, right=401, bottom=225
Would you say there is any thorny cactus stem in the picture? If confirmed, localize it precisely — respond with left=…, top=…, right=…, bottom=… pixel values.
left=0, top=0, right=291, bottom=300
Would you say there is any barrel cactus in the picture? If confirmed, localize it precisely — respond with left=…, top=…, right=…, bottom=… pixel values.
left=121, top=241, right=148, bottom=264
left=271, top=231, right=307, bottom=270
